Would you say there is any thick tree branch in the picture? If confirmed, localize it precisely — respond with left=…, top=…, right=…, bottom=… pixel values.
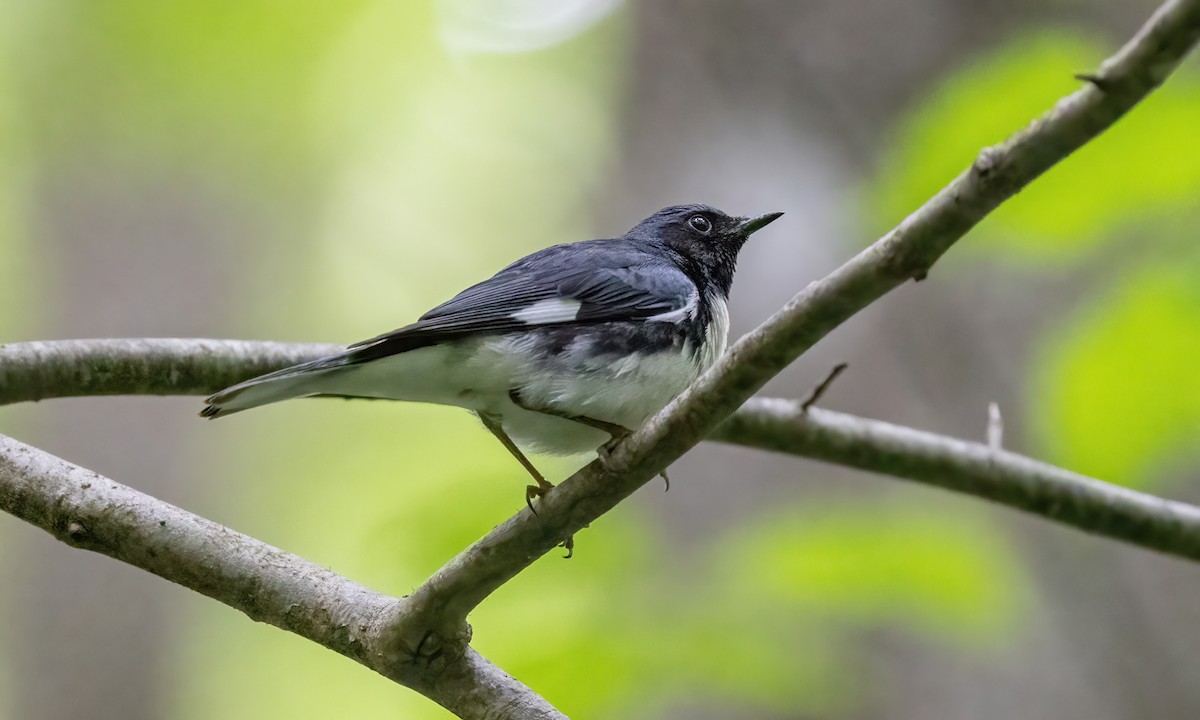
left=0, top=432, right=565, bottom=720
left=712, top=400, right=1200, bottom=561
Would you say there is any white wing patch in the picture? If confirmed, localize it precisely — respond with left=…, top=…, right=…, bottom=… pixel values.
left=646, top=290, right=698, bottom=324
left=510, top=298, right=582, bottom=325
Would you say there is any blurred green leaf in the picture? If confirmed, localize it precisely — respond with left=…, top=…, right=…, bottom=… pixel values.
left=17, top=0, right=378, bottom=190
left=653, top=606, right=848, bottom=716
left=1034, top=262, right=1200, bottom=488
left=871, top=31, right=1200, bottom=263
left=473, top=517, right=846, bottom=718
left=717, top=500, right=1027, bottom=646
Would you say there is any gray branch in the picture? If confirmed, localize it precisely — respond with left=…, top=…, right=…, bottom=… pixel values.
left=2, top=0, right=1199, bottom=716
left=712, top=400, right=1200, bottom=561
left=0, top=338, right=342, bottom=404
left=0, top=432, right=566, bottom=720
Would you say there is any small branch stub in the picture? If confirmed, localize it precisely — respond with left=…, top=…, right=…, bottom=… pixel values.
left=66, top=520, right=87, bottom=542
left=987, top=402, right=1003, bottom=450
left=801, top=363, right=849, bottom=413
left=1074, top=72, right=1110, bottom=90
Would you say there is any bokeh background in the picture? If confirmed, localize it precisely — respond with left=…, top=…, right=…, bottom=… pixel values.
left=3, top=1, right=1200, bottom=718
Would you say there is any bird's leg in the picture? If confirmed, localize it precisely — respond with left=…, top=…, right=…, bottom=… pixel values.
left=507, top=389, right=668, bottom=489
left=478, top=412, right=553, bottom=514
left=507, top=389, right=631, bottom=451
left=567, top=414, right=634, bottom=454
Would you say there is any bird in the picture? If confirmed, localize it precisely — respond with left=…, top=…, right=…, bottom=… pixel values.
left=202, top=204, right=781, bottom=507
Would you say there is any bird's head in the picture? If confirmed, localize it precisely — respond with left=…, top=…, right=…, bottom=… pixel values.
left=628, top=204, right=783, bottom=296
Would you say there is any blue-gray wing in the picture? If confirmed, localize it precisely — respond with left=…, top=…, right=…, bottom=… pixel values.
left=346, top=241, right=696, bottom=364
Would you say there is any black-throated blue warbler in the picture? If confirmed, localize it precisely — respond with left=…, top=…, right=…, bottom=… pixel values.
left=202, top=204, right=781, bottom=505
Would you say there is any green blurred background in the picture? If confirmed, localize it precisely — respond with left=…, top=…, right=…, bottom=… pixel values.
left=2, top=1, right=1199, bottom=718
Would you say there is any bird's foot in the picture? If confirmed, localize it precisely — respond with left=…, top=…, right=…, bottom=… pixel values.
left=591, top=426, right=668, bottom=490
left=598, top=424, right=634, bottom=459
left=525, top=477, right=555, bottom=517
left=559, top=535, right=575, bottom=559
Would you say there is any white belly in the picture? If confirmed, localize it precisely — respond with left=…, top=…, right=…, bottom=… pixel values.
left=493, top=335, right=704, bottom=454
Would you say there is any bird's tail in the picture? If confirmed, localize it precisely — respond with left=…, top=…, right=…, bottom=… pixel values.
left=200, top=354, right=350, bottom=418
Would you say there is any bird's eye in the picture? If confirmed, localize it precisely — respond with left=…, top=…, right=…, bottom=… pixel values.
left=688, top=215, right=712, bottom=234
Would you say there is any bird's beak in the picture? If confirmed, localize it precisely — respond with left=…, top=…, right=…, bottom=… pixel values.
left=739, top=211, right=784, bottom=235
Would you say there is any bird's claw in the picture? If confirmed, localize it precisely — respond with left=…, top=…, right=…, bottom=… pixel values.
left=560, top=535, right=575, bottom=559
left=598, top=426, right=633, bottom=461
left=525, top=478, right=554, bottom=517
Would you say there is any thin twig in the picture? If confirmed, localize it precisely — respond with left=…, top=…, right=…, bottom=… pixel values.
left=1074, top=72, right=1110, bottom=90
left=987, top=402, right=1004, bottom=450
left=801, top=363, right=849, bottom=412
